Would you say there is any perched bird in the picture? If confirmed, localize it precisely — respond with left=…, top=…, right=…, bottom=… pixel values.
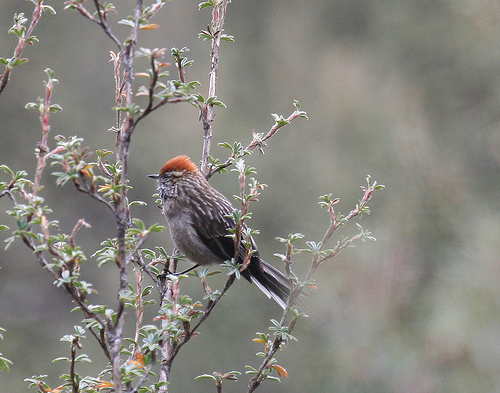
left=149, top=155, right=291, bottom=308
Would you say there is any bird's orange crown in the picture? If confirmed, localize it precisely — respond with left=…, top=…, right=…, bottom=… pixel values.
left=159, top=155, right=198, bottom=175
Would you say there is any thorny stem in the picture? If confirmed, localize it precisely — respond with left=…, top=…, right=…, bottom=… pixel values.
left=200, top=0, right=230, bottom=175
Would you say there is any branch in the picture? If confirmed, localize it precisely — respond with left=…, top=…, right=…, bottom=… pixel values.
left=0, top=1, right=48, bottom=96
left=247, top=315, right=299, bottom=393
left=206, top=104, right=307, bottom=179
left=92, top=0, right=122, bottom=49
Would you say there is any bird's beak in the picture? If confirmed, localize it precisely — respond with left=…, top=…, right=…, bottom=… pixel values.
left=148, top=174, right=159, bottom=179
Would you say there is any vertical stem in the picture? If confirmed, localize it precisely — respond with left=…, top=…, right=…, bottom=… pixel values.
left=33, top=72, right=54, bottom=195
left=200, top=0, right=229, bottom=175
left=108, top=1, right=142, bottom=392
left=158, top=260, right=179, bottom=392
left=134, top=267, right=144, bottom=345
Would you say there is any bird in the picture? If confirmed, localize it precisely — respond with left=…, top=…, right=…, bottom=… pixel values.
left=149, top=155, right=291, bottom=308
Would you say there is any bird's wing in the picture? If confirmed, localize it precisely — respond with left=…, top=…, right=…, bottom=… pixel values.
left=189, top=187, right=239, bottom=262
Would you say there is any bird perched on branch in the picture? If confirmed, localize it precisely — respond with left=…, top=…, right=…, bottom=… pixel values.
left=149, top=155, right=291, bottom=308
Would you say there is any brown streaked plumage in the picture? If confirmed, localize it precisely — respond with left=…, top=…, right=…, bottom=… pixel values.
left=149, top=155, right=292, bottom=309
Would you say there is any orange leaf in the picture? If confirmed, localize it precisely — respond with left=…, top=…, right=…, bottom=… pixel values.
left=98, top=184, right=112, bottom=192
left=80, top=165, right=94, bottom=178
left=47, top=387, right=65, bottom=393
left=96, top=380, right=114, bottom=388
left=272, top=365, right=288, bottom=378
left=140, top=24, right=159, bottom=30
left=253, top=338, right=267, bottom=345
left=128, top=352, right=145, bottom=368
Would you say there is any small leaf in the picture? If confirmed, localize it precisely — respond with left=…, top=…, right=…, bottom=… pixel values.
left=195, top=374, right=217, bottom=380
left=272, top=365, right=288, bottom=377
left=140, top=23, right=160, bottom=30
left=221, top=34, right=235, bottom=42
left=0, top=165, right=14, bottom=177
left=11, top=59, right=28, bottom=67
left=41, top=4, right=57, bottom=14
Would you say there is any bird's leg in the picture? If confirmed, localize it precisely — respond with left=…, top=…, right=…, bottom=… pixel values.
left=178, top=264, right=200, bottom=275
left=158, top=264, right=200, bottom=278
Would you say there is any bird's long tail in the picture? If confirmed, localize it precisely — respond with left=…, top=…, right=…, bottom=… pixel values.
left=242, top=257, right=292, bottom=309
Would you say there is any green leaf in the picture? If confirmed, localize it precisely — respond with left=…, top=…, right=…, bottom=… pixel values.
left=0, top=354, right=13, bottom=371
left=198, top=0, right=216, bottom=10
left=128, top=200, right=147, bottom=207
left=271, top=113, right=290, bottom=127
left=195, top=374, right=217, bottom=380
left=221, top=33, right=235, bottom=42
left=52, top=357, right=70, bottom=363
left=118, top=19, right=135, bottom=28
left=293, top=100, right=309, bottom=119
left=26, top=36, right=39, bottom=44
left=48, top=104, right=62, bottom=112
left=206, top=96, right=227, bottom=108
left=0, top=165, right=14, bottom=177
left=25, top=102, right=39, bottom=110
left=8, top=26, right=24, bottom=38
left=41, top=4, right=57, bottom=15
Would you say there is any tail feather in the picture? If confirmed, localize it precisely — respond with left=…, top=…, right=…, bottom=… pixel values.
left=242, top=257, right=291, bottom=309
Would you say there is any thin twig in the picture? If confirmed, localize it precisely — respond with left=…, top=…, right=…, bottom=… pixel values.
left=92, top=0, right=122, bottom=49
left=0, top=0, right=44, bottom=95
left=206, top=109, right=305, bottom=179
left=247, top=316, right=298, bottom=393
left=164, top=274, right=236, bottom=370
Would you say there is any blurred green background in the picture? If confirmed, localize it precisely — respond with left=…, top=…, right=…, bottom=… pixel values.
left=1, top=0, right=500, bottom=392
